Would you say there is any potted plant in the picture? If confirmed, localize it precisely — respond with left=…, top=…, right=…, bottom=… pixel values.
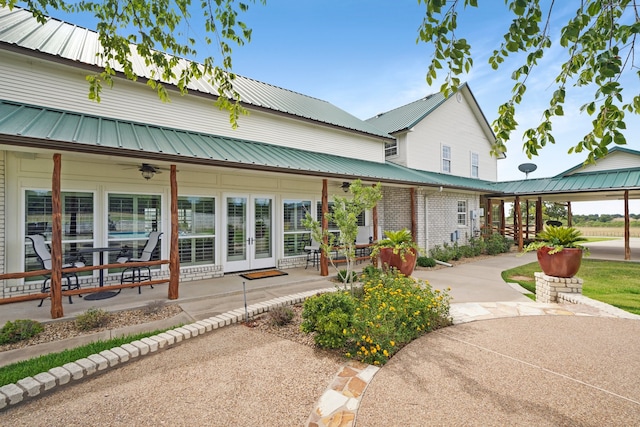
left=371, top=228, right=419, bottom=276
left=522, top=225, right=589, bottom=278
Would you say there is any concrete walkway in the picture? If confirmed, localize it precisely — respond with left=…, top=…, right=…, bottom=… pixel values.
left=1, top=246, right=639, bottom=425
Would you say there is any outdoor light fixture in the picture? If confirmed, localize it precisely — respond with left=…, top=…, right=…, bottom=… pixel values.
left=139, top=164, right=157, bottom=180
left=341, top=182, right=351, bottom=192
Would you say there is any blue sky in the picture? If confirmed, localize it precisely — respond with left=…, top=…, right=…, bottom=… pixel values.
left=32, top=1, right=640, bottom=214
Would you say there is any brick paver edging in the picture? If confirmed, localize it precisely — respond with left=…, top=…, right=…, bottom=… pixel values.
left=0, top=286, right=340, bottom=411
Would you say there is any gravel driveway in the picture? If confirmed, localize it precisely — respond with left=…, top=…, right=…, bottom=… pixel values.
left=2, top=325, right=343, bottom=426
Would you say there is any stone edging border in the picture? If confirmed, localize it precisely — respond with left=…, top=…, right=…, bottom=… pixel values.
left=0, top=286, right=342, bottom=411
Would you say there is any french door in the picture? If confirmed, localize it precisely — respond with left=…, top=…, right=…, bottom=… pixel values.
left=223, top=194, right=275, bottom=272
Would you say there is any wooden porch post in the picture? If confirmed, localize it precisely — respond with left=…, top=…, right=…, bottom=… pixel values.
left=525, top=199, right=530, bottom=239
left=567, top=202, right=572, bottom=227
left=168, top=165, right=180, bottom=299
left=535, top=197, right=543, bottom=234
left=320, top=179, right=329, bottom=276
left=625, top=190, right=631, bottom=260
left=499, top=200, right=505, bottom=236
left=410, top=188, right=416, bottom=242
left=515, top=196, right=523, bottom=251
left=372, top=186, right=379, bottom=267
left=50, top=153, right=64, bottom=319
left=486, top=198, right=492, bottom=235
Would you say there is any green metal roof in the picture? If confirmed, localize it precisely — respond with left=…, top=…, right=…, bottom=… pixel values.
left=490, top=168, right=640, bottom=196
left=553, top=146, right=640, bottom=178
left=0, top=6, right=392, bottom=139
left=365, top=91, right=449, bottom=134
left=0, top=99, right=497, bottom=191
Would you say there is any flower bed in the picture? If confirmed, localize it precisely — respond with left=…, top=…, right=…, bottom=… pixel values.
left=301, top=269, right=451, bottom=365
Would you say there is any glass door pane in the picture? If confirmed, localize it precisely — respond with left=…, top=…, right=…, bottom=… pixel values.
left=254, top=198, right=272, bottom=260
left=227, top=197, right=247, bottom=262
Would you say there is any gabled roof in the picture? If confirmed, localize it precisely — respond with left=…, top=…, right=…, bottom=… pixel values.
left=0, top=6, right=392, bottom=140
left=0, top=99, right=498, bottom=192
left=553, top=146, right=640, bottom=177
left=489, top=168, right=640, bottom=197
left=365, top=90, right=449, bottom=134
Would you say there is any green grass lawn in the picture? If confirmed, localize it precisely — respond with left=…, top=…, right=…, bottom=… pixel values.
left=502, top=259, right=640, bottom=315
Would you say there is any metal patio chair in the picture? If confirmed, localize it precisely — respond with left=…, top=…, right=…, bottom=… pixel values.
left=117, top=231, right=162, bottom=293
left=26, top=234, right=84, bottom=306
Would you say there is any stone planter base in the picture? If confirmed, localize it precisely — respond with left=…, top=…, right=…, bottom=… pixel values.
left=535, top=272, right=583, bottom=303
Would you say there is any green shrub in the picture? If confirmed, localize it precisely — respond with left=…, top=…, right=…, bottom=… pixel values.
left=361, top=265, right=381, bottom=278
left=268, top=306, right=295, bottom=326
left=301, top=292, right=355, bottom=349
left=485, top=233, right=512, bottom=255
left=416, top=256, right=436, bottom=268
left=429, top=242, right=457, bottom=262
left=337, top=269, right=358, bottom=284
left=302, top=270, right=452, bottom=366
left=75, top=308, right=111, bottom=331
left=0, top=319, right=44, bottom=344
left=347, top=270, right=451, bottom=365
left=466, top=235, right=486, bottom=257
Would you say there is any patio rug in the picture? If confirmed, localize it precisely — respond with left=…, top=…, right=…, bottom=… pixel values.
left=240, top=270, right=288, bottom=280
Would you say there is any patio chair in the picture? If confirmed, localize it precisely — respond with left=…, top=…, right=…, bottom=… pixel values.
left=117, top=231, right=162, bottom=293
left=304, top=239, right=320, bottom=270
left=26, top=234, right=84, bottom=307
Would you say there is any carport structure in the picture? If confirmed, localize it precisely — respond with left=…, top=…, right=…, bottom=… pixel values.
left=483, top=147, right=640, bottom=260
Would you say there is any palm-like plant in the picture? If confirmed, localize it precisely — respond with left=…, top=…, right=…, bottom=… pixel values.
left=523, top=225, right=588, bottom=255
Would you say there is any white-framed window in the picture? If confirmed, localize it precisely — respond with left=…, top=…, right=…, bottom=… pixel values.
left=385, top=141, right=398, bottom=157
left=24, top=190, right=95, bottom=279
left=283, top=200, right=311, bottom=257
left=471, top=152, right=479, bottom=178
left=457, top=200, right=467, bottom=226
left=108, top=193, right=162, bottom=267
left=177, top=196, right=215, bottom=266
left=442, top=145, right=451, bottom=173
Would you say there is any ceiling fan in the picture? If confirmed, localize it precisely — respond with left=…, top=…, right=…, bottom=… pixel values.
left=138, top=163, right=162, bottom=180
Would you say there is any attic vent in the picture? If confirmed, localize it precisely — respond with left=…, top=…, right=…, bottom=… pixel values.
left=375, top=112, right=384, bottom=118
left=424, top=94, right=435, bottom=100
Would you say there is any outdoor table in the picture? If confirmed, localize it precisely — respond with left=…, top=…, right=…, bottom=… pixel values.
left=78, top=246, right=123, bottom=300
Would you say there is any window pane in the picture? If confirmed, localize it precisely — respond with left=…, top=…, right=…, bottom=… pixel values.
left=109, top=194, right=160, bottom=238
left=283, top=200, right=311, bottom=257
left=178, top=196, right=216, bottom=266
left=26, top=190, right=94, bottom=241
left=25, top=190, right=94, bottom=281
left=317, top=201, right=338, bottom=230
left=284, top=200, right=311, bottom=232
left=457, top=201, right=467, bottom=225
left=385, top=141, right=398, bottom=156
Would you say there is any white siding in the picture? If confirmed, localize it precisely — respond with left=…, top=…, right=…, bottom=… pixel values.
left=404, top=95, right=497, bottom=180
left=567, top=151, right=640, bottom=175
left=0, top=50, right=386, bottom=163
left=3, top=151, right=355, bottom=281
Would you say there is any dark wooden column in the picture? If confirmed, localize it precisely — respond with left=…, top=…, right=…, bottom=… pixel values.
left=485, top=198, right=492, bottom=234
left=372, top=186, right=379, bottom=267
left=320, top=179, right=329, bottom=276
left=625, top=190, right=631, bottom=260
left=168, top=165, right=180, bottom=299
left=525, top=199, right=530, bottom=239
left=50, top=153, right=64, bottom=319
left=410, top=188, right=416, bottom=242
left=535, top=197, right=543, bottom=234
left=499, top=200, right=505, bottom=236
left=567, top=201, right=572, bottom=227
left=515, top=196, right=523, bottom=251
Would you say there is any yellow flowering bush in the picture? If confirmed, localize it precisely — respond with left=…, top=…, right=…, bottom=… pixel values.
left=301, top=268, right=451, bottom=365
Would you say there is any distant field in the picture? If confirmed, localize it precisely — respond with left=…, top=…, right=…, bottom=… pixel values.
left=576, top=226, right=640, bottom=238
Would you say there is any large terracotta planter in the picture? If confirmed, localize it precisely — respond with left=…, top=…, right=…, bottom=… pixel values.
left=536, top=246, right=583, bottom=278
left=379, top=247, right=417, bottom=276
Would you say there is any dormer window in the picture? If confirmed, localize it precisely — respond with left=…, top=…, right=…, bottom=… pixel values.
left=385, top=141, right=398, bottom=157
